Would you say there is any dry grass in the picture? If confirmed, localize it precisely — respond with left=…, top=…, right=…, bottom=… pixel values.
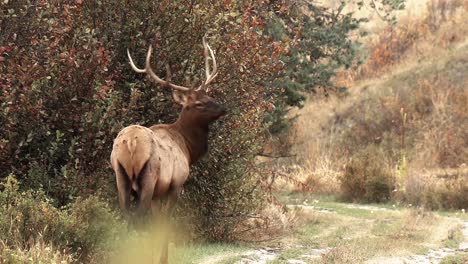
left=231, top=204, right=296, bottom=242
left=273, top=162, right=341, bottom=195
left=340, top=144, right=395, bottom=203
left=0, top=238, right=75, bottom=263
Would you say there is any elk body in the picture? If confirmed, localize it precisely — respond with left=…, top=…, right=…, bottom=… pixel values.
left=110, top=36, right=225, bottom=263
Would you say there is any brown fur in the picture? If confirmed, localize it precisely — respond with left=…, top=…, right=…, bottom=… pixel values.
left=110, top=90, right=225, bottom=205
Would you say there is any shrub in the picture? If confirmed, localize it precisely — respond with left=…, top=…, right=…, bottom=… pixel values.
left=0, top=240, right=76, bottom=264
left=0, top=0, right=278, bottom=240
left=421, top=176, right=468, bottom=210
left=340, top=145, right=395, bottom=203
left=65, top=196, right=125, bottom=260
left=359, top=19, right=424, bottom=78
left=0, top=174, right=124, bottom=262
left=0, top=175, right=67, bottom=248
left=412, top=79, right=468, bottom=169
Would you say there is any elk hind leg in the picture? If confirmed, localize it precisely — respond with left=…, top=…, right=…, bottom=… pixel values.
left=135, top=162, right=157, bottom=226
left=115, top=163, right=131, bottom=221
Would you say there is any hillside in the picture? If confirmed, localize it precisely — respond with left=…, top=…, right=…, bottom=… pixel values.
left=279, top=1, right=468, bottom=211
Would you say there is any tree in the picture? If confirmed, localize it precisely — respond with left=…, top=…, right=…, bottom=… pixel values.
left=261, top=0, right=405, bottom=133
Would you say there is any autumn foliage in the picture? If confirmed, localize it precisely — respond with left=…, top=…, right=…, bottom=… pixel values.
left=1, top=0, right=284, bottom=239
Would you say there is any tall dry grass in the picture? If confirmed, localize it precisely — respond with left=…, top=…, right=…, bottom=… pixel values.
left=0, top=237, right=75, bottom=263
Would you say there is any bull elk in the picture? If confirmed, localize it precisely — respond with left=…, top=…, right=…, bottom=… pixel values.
left=110, top=35, right=226, bottom=263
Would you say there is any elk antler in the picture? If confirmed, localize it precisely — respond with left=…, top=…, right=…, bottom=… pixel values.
left=198, top=34, right=218, bottom=92
left=127, top=35, right=218, bottom=92
left=127, top=46, right=191, bottom=92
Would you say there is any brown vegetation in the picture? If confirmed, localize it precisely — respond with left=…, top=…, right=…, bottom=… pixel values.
left=285, top=0, right=468, bottom=209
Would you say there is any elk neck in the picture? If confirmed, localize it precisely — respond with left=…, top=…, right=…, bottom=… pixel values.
left=172, top=108, right=211, bottom=165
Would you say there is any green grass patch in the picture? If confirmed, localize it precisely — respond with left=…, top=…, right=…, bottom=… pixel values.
left=313, top=201, right=392, bottom=219
left=172, top=243, right=247, bottom=264
left=444, top=225, right=464, bottom=249
left=270, top=248, right=303, bottom=264
left=295, top=222, right=330, bottom=247
left=436, top=211, right=468, bottom=221
left=371, top=219, right=395, bottom=236
left=440, top=253, right=468, bottom=264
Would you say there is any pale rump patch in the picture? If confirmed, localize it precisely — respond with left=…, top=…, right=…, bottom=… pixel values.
left=110, top=125, right=190, bottom=196
left=111, top=125, right=154, bottom=181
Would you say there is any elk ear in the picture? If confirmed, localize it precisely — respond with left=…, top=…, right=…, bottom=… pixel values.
left=172, top=90, right=189, bottom=105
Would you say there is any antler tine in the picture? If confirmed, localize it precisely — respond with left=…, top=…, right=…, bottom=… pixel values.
left=127, top=49, right=146, bottom=73
left=144, top=45, right=166, bottom=84
left=205, top=43, right=218, bottom=86
left=127, top=45, right=191, bottom=92
left=198, top=34, right=218, bottom=92
left=203, top=35, right=211, bottom=81
left=145, top=45, right=191, bottom=92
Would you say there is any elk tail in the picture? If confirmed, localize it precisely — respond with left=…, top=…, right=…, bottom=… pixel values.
left=127, top=137, right=138, bottom=159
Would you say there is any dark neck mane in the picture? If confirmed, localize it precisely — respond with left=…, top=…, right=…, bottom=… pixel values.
left=172, top=109, right=211, bottom=164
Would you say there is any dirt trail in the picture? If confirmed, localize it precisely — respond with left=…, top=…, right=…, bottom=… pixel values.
left=200, top=203, right=468, bottom=264
left=234, top=247, right=334, bottom=264
left=207, top=203, right=468, bottom=264
left=460, top=222, right=468, bottom=251
left=235, top=247, right=280, bottom=264
left=366, top=219, right=467, bottom=264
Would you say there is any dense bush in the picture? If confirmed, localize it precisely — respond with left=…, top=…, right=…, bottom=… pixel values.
left=339, top=145, right=395, bottom=203
left=422, top=177, right=468, bottom=210
left=404, top=171, right=468, bottom=210
left=0, top=174, right=124, bottom=262
left=0, top=0, right=280, bottom=239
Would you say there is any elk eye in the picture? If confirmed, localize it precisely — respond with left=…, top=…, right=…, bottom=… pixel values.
left=195, top=101, right=204, bottom=107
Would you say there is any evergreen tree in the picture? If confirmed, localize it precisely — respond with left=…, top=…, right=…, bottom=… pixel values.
left=263, top=0, right=405, bottom=133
